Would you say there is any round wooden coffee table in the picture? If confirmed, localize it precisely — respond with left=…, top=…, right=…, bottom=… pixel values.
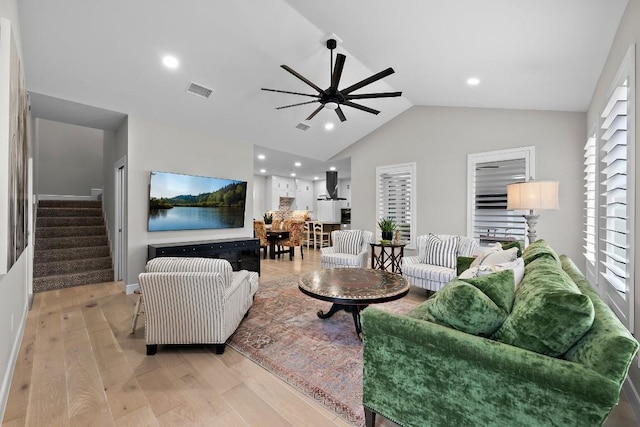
left=299, top=268, right=410, bottom=339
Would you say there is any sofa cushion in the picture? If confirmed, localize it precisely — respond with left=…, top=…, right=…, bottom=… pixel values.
left=421, top=234, right=459, bottom=268
left=471, top=246, right=518, bottom=268
left=494, top=259, right=595, bottom=357
left=334, top=230, right=363, bottom=255
left=521, top=239, right=560, bottom=266
left=145, top=257, right=233, bottom=285
left=408, top=269, right=515, bottom=337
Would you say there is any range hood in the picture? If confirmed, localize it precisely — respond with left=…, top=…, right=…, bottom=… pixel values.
left=325, top=171, right=346, bottom=200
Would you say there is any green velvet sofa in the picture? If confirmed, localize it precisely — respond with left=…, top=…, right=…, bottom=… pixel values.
left=361, top=240, right=638, bottom=427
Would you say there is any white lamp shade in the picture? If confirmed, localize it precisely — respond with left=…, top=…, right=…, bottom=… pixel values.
left=324, top=101, right=339, bottom=110
left=507, top=181, right=559, bottom=211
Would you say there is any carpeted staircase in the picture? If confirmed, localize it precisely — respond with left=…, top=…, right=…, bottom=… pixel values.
left=34, top=199, right=114, bottom=293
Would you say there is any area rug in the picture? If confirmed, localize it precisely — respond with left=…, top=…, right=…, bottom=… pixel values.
left=228, top=275, right=420, bottom=426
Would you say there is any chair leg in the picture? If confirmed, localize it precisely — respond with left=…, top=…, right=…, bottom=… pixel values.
left=364, top=407, right=376, bottom=427
left=300, top=245, right=304, bottom=259
left=146, top=344, right=158, bottom=355
left=289, top=247, right=294, bottom=261
left=130, top=293, right=143, bottom=335
left=215, top=344, right=226, bottom=354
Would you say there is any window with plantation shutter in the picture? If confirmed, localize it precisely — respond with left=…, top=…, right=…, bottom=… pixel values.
left=583, top=132, right=597, bottom=285
left=467, top=147, right=534, bottom=248
left=597, top=45, right=635, bottom=332
left=376, top=163, right=416, bottom=249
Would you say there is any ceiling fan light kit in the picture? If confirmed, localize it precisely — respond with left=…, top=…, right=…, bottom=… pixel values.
left=261, top=37, right=402, bottom=123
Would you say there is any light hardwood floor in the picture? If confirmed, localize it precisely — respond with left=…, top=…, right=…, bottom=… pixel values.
left=2, top=247, right=637, bottom=426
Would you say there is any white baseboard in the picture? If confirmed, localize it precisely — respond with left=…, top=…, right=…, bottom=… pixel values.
left=0, top=304, right=27, bottom=422
left=125, top=282, right=139, bottom=295
left=623, top=376, right=640, bottom=424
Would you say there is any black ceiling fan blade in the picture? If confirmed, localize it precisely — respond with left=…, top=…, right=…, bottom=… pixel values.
left=306, top=105, right=324, bottom=120
left=345, top=91, right=402, bottom=100
left=281, top=65, right=324, bottom=93
left=340, top=67, right=395, bottom=95
left=331, top=54, right=346, bottom=90
left=343, top=100, right=380, bottom=115
left=261, top=88, right=320, bottom=98
left=335, top=106, right=347, bottom=122
left=275, top=100, right=320, bottom=110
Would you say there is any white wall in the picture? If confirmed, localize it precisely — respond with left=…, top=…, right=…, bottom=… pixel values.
left=37, top=118, right=103, bottom=197
left=335, top=105, right=586, bottom=263
left=253, top=174, right=266, bottom=219
left=126, top=116, right=254, bottom=286
left=0, top=0, right=30, bottom=420
left=586, top=0, right=640, bottom=409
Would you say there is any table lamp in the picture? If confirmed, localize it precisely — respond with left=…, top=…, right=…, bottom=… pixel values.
left=506, top=181, right=559, bottom=243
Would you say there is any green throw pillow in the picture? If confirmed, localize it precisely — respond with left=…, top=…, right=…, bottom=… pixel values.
left=521, top=239, right=560, bottom=266
left=458, top=269, right=515, bottom=314
left=408, top=270, right=515, bottom=337
left=494, top=264, right=595, bottom=357
left=501, top=241, right=523, bottom=257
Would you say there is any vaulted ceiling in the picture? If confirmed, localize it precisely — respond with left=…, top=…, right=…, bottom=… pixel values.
left=17, top=0, right=627, bottom=179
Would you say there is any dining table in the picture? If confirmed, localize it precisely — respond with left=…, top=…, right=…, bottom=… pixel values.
left=266, top=228, right=290, bottom=259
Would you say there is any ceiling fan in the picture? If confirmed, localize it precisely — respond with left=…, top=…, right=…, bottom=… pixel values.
left=261, top=38, right=402, bottom=122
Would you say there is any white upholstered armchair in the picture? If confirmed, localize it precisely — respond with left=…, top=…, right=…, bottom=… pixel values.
left=138, top=257, right=259, bottom=355
left=401, top=234, right=478, bottom=292
left=321, top=230, right=373, bottom=269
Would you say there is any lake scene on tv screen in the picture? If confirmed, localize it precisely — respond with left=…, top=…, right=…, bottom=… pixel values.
left=148, top=171, right=247, bottom=231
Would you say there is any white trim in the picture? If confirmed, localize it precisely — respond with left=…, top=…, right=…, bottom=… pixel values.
left=0, top=303, right=27, bottom=421
left=623, top=377, right=640, bottom=425
left=114, top=156, right=127, bottom=285
left=126, top=282, right=139, bottom=295
left=467, top=146, right=535, bottom=242
left=0, top=18, right=12, bottom=275
left=375, top=162, right=417, bottom=249
left=598, top=44, right=635, bottom=334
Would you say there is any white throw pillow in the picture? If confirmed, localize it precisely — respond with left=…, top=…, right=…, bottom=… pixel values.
left=458, top=266, right=479, bottom=279
left=476, top=257, right=525, bottom=287
left=422, top=234, right=459, bottom=269
left=471, top=246, right=518, bottom=268
left=335, top=230, right=363, bottom=255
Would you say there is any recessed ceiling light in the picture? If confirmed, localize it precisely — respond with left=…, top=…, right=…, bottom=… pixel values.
left=325, top=122, right=334, bottom=131
left=329, top=166, right=336, bottom=171
left=260, top=169, right=266, bottom=173
left=257, top=154, right=266, bottom=160
left=467, top=77, right=480, bottom=86
left=162, top=55, right=179, bottom=69
left=294, top=162, right=301, bottom=167
left=313, top=176, right=319, bottom=180
left=290, top=173, right=296, bottom=177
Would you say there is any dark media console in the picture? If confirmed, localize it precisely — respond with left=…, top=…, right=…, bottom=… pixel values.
left=148, top=237, right=260, bottom=275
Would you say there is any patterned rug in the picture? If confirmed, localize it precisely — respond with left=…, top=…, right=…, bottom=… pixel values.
left=228, top=275, right=420, bottom=426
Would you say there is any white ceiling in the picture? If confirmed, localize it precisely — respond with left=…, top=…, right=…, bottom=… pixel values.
left=17, top=0, right=627, bottom=180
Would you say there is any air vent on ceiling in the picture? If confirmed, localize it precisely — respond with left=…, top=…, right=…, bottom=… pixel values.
left=186, top=82, right=214, bottom=99
left=296, top=121, right=311, bottom=131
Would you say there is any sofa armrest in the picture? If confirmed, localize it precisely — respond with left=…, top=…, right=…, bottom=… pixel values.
left=362, top=308, right=620, bottom=426
left=321, top=247, right=336, bottom=255
left=402, top=255, right=420, bottom=266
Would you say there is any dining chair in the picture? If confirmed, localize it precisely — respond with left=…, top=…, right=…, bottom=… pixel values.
left=313, top=222, right=330, bottom=249
left=278, top=219, right=305, bottom=260
left=253, top=219, right=269, bottom=259
left=303, top=221, right=315, bottom=249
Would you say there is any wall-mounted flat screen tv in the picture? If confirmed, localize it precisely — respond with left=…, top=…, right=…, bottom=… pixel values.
left=148, top=170, right=247, bottom=232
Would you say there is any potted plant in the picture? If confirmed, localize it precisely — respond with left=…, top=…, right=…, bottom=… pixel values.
left=263, top=212, right=273, bottom=225
left=377, top=216, right=397, bottom=241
